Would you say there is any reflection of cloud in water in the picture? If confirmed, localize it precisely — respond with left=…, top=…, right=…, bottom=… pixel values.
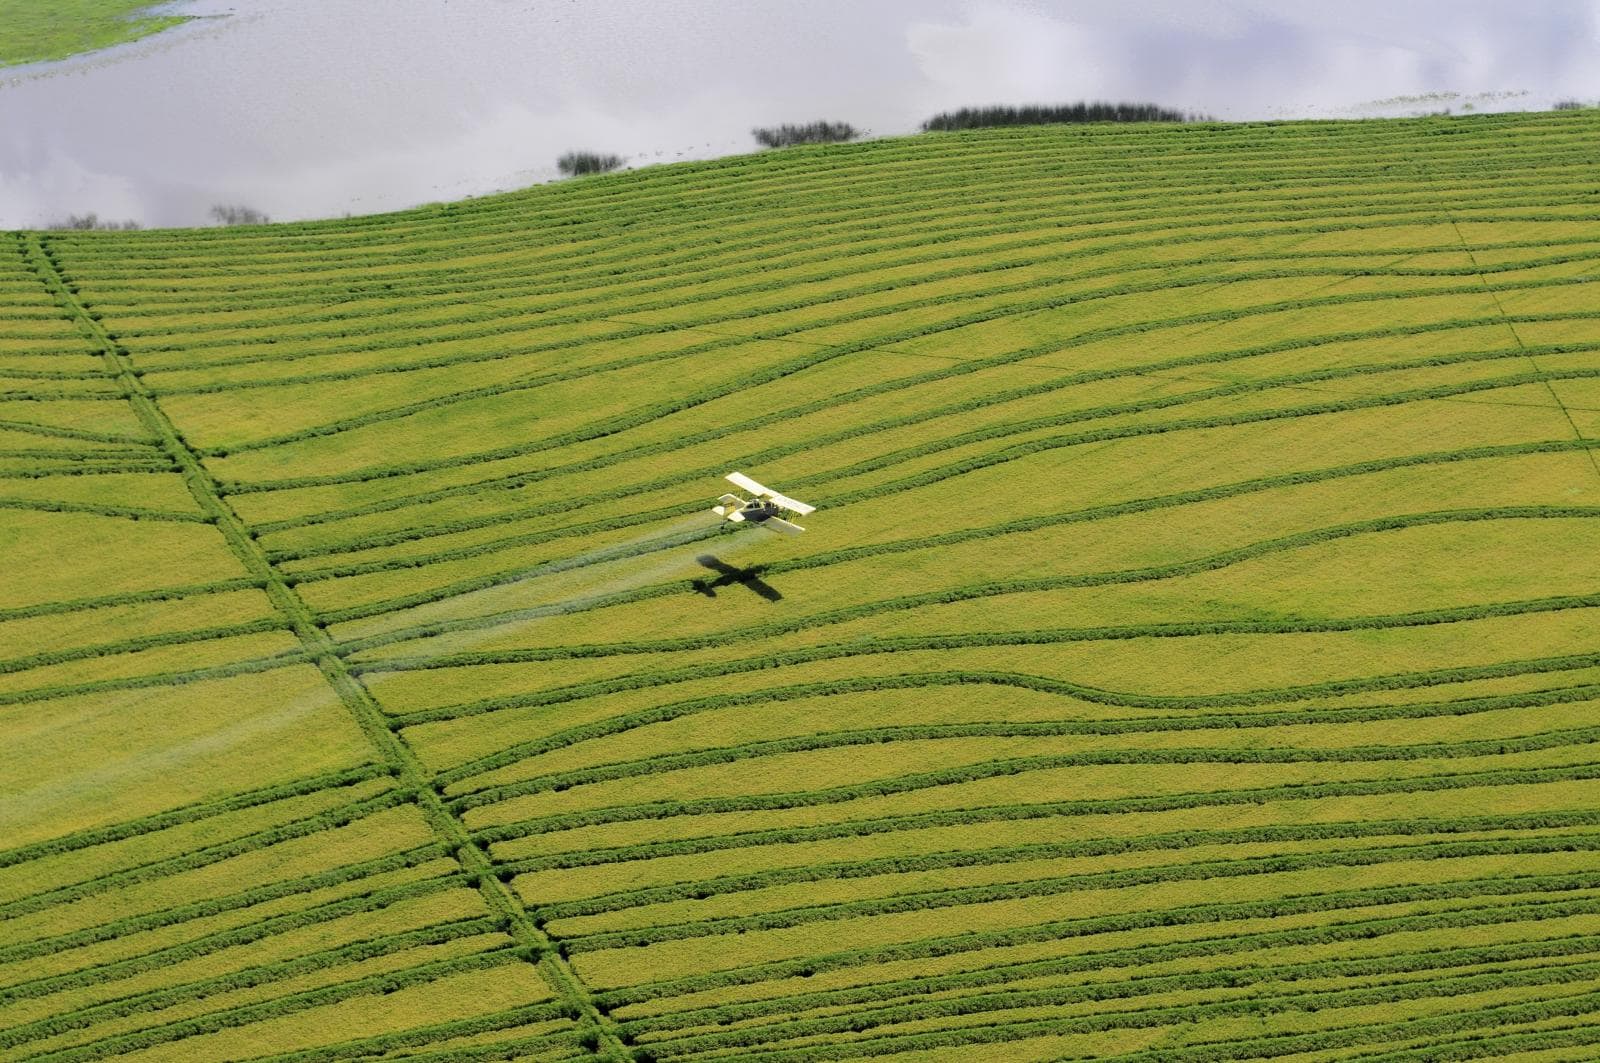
left=1, top=0, right=1596, bottom=228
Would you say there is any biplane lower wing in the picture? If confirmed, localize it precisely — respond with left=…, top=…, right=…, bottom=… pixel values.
left=725, top=471, right=816, bottom=516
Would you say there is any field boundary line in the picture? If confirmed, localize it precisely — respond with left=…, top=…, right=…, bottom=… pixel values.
left=17, top=233, right=626, bottom=1061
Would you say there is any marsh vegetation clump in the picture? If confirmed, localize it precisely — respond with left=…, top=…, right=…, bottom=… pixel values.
left=921, top=101, right=1205, bottom=132
left=752, top=121, right=860, bottom=148
left=557, top=151, right=625, bottom=177
left=210, top=204, right=270, bottom=226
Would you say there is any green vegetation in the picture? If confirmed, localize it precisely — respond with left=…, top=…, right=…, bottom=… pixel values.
left=0, top=0, right=193, bottom=67
left=754, top=122, right=860, bottom=148
left=921, top=101, right=1205, bottom=130
left=558, top=152, right=626, bottom=178
left=3, top=109, right=1600, bottom=1059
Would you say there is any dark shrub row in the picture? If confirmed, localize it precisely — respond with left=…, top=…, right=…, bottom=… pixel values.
left=922, top=102, right=1206, bottom=132
left=754, top=122, right=860, bottom=148
left=47, top=213, right=142, bottom=232
left=557, top=151, right=625, bottom=177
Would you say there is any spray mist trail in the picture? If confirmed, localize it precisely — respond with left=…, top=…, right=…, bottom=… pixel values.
left=3, top=513, right=750, bottom=828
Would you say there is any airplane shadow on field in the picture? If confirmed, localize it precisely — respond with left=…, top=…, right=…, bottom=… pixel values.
left=692, top=554, right=784, bottom=602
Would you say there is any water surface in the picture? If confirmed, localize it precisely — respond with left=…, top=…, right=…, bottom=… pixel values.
left=1, top=0, right=1596, bottom=228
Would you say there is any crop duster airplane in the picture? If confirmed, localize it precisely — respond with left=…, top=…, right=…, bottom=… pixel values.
left=712, top=471, right=816, bottom=534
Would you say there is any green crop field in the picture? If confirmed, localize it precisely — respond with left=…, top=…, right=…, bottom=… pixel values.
left=4, top=110, right=1600, bottom=1061
left=0, top=1, right=192, bottom=67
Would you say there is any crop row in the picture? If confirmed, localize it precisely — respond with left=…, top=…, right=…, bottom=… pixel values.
left=478, top=758, right=1600, bottom=864
left=0, top=786, right=411, bottom=921
left=57, top=113, right=1600, bottom=281
left=92, top=160, right=1600, bottom=365
left=1355, top=1022, right=1600, bottom=1063
left=0, top=916, right=500, bottom=1049
left=90, top=161, right=1510, bottom=320
left=88, top=167, right=1600, bottom=358
left=0, top=840, right=449, bottom=969
left=0, top=614, right=284, bottom=677
left=307, top=426, right=1593, bottom=637
left=650, top=979, right=1600, bottom=1062
left=470, top=718, right=1600, bottom=825
left=809, top=362, right=1600, bottom=514
left=0, top=415, right=153, bottom=446
left=386, top=583, right=1600, bottom=689
left=383, top=505, right=1600, bottom=733
left=0, top=640, right=312, bottom=709
left=435, top=664, right=1600, bottom=806
left=100, top=160, right=1600, bottom=347
left=0, top=575, right=262, bottom=624
left=83, top=205, right=1576, bottom=348
left=26, top=947, right=537, bottom=1063
left=0, top=461, right=179, bottom=481
left=621, top=930, right=1600, bottom=1039
left=596, top=872, right=1600, bottom=1013
left=161, top=220, right=1587, bottom=454
left=122, top=193, right=1600, bottom=401
left=635, top=954, right=1600, bottom=1058
left=499, top=783, right=1600, bottom=886
left=255, top=269, right=1598, bottom=541
left=252, top=301, right=1588, bottom=542
left=220, top=263, right=1600, bottom=503
left=0, top=870, right=465, bottom=1007
left=282, top=336, right=1597, bottom=570
left=237, top=1007, right=578, bottom=1063
left=455, top=718, right=1600, bottom=831
left=315, top=406, right=1600, bottom=653
left=538, top=811, right=1600, bottom=924
left=257, top=327, right=1600, bottom=601
left=115, top=208, right=1559, bottom=408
